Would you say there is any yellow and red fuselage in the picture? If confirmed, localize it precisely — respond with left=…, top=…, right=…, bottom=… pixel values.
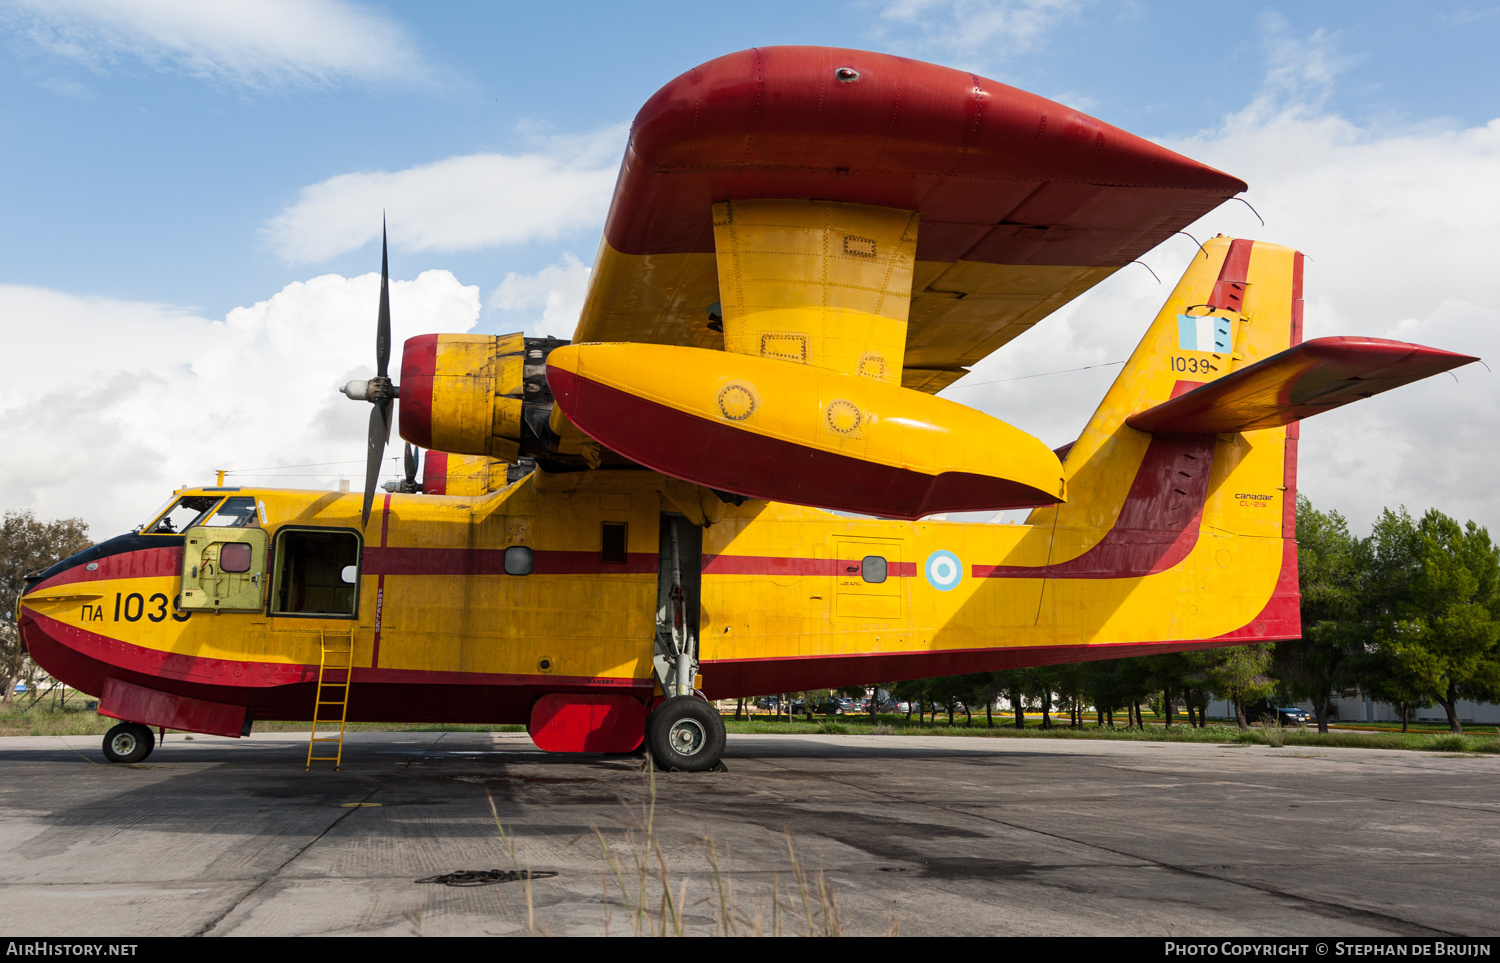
left=18, top=410, right=1299, bottom=736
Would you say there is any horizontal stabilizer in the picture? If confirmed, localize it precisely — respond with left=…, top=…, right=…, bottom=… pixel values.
left=1126, top=337, right=1478, bottom=435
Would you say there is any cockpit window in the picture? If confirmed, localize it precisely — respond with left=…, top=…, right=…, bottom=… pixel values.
left=142, top=495, right=222, bottom=534
left=202, top=497, right=259, bottom=528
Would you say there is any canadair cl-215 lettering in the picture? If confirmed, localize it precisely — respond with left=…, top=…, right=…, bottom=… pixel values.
left=18, top=47, right=1477, bottom=771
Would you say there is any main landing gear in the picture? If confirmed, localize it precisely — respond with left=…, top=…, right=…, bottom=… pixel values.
left=102, top=722, right=155, bottom=764
left=646, top=516, right=724, bottom=771
left=646, top=696, right=726, bottom=772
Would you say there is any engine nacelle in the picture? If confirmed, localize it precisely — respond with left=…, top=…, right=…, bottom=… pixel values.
left=398, top=333, right=566, bottom=463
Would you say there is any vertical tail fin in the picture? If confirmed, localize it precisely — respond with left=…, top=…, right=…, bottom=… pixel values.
left=1040, top=235, right=1302, bottom=538
left=1010, top=235, right=1304, bottom=642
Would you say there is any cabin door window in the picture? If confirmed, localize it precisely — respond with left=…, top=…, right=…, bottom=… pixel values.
left=180, top=524, right=269, bottom=612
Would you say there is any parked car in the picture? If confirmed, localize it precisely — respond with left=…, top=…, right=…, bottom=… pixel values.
left=789, top=700, right=843, bottom=716
left=1246, top=701, right=1311, bottom=726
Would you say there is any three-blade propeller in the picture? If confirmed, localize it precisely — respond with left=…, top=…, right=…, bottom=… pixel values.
left=339, top=221, right=400, bottom=529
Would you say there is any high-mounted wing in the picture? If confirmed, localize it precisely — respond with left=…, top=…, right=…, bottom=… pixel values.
left=397, top=47, right=1254, bottom=518
left=574, top=46, right=1247, bottom=392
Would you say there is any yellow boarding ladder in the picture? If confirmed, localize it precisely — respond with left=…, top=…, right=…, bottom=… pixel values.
left=306, top=630, right=355, bottom=770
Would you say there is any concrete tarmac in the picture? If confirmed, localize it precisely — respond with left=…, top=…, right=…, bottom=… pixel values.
left=0, top=730, right=1495, bottom=937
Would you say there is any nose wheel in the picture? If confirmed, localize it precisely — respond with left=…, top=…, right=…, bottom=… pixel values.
left=646, top=696, right=726, bottom=772
left=102, top=722, right=156, bottom=764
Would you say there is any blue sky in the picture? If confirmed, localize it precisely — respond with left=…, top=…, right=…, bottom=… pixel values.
left=5, top=2, right=1496, bottom=316
left=2, top=1, right=1497, bottom=536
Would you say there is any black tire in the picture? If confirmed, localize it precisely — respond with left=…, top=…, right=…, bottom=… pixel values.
left=646, top=697, right=726, bottom=772
left=102, top=723, right=155, bottom=764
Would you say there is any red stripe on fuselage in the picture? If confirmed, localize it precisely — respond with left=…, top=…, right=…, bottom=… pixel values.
left=20, top=609, right=649, bottom=717
left=701, top=540, right=1302, bottom=699
left=702, top=555, right=918, bottom=577
left=31, top=544, right=181, bottom=592
left=363, top=548, right=657, bottom=576
left=975, top=435, right=1216, bottom=579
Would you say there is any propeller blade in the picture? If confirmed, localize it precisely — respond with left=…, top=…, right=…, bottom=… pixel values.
left=376, top=218, right=391, bottom=379
left=361, top=398, right=393, bottom=529
left=404, top=442, right=418, bottom=483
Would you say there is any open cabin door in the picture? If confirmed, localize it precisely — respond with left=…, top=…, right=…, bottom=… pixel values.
left=653, top=513, right=702, bottom=696
left=180, top=526, right=268, bottom=612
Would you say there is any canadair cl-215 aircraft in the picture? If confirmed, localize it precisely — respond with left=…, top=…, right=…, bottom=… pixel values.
left=18, top=47, right=1477, bottom=772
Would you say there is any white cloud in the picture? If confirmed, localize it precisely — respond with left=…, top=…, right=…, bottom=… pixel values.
left=0, top=270, right=480, bottom=537
left=3, top=0, right=428, bottom=89
left=873, top=0, right=1088, bottom=70
left=1255, top=14, right=1356, bottom=110
left=489, top=253, right=592, bottom=339
left=944, top=100, right=1500, bottom=536
left=264, top=125, right=626, bottom=263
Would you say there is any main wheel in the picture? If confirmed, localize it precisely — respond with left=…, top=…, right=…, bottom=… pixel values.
left=102, top=723, right=155, bottom=764
left=646, top=697, right=726, bottom=772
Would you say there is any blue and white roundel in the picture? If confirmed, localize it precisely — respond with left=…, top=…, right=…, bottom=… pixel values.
left=925, top=550, right=963, bottom=592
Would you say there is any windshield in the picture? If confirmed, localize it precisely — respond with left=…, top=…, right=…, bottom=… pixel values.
left=201, top=496, right=259, bottom=528
left=141, top=495, right=223, bottom=534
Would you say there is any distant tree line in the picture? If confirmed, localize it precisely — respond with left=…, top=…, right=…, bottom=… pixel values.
left=1, top=511, right=92, bottom=703
left=871, top=497, right=1500, bottom=735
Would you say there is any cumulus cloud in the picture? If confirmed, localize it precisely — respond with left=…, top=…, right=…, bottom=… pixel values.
left=489, top=253, right=592, bottom=339
left=0, top=270, right=480, bottom=536
left=945, top=97, right=1500, bottom=535
left=3, top=0, right=428, bottom=89
left=873, top=0, right=1089, bottom=69
left=264, top=125, right=626, bottom=263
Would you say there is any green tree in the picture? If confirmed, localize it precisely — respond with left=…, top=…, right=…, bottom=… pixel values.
left=1179, top=650, right=1218, bottom=727
left=1206, top=644, right=1275, bottom=729
left=1, top=511, right=92, bottom=703
left=992, top=668, right=1029, bottom=728
left=1380, top=511, right=1500, bottom=733
left=1360, top=644, right=1431, bottom=732
left=1080, top=660, right=1127, bottom=727
left=1114, top=657, right=1158, bottom=729
left=1275, top=496, right=1365, bottom=732
left=1050, top=663, right=1086, bottom=728
left=891, top=679, right=927, bottom=724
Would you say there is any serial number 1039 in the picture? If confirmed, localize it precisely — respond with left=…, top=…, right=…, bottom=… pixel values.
left=1169, top=356, right=1215, bottom=374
